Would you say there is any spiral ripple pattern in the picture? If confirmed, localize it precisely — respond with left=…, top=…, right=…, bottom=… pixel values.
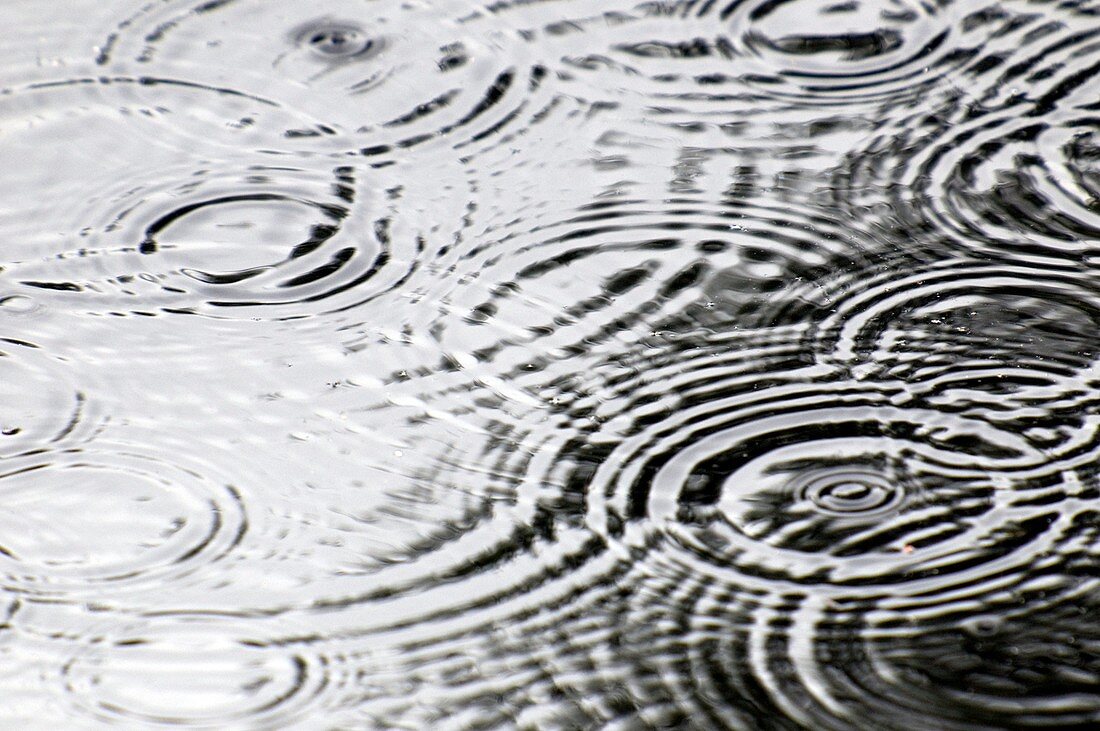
left=1, top=0, right=1099, bottom=729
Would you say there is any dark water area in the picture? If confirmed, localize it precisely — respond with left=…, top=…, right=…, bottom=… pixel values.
left=1, top=0, right=1099, bottom=728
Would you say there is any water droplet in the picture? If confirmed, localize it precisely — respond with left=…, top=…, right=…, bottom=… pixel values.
left=296, top=21, right=373, bottom=58
left=798, top=468, right=904, bottom=518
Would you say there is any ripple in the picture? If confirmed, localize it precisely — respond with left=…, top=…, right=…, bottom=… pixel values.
left=253, top=195, right=908, bottom=624
left=791, top=465, right=904, bottom=519
left=59, top=616, right=342, bottom=729
left=284, top=325, right=1100, bottom=726
left=95, top=0, right=547, bottom=156
left=0, top=109, right=425, bottom=320
left=580, top=380, right=1059, bottom=584
left=0, top=339, right=91, bottom=458
left=817, top=262, right=1100, bottom=372
left=809, top=260, right=1100, bottom=456
left=0, top=447, right=246, bottom=599
left=496, top=0, right=1011, bottom=193
left=0, top=77, right=329, bottom=260
left=255, top=326, right=1080, bottom=618
left=294, top=20, right=377, bottom=60
left=3, top=0, right=1099, bottom=727
left=833, top=4, right=1100, bottom=263
left=913, top=117, right=1100, bottom=263
left=387, top=357, right=1100, bottom=727
left=523, top=0, right=980, bottom=109
left=724, top=0, right=960, bottom=104
left=412, top=196, right=890, bottom=378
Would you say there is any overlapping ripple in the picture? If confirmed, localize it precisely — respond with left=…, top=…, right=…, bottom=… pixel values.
left=540, top=0, right=968, bottom=105
left=0, top=610, right=355, bottom=730
left=13, top=159, right=418, bottom=320
left=834, top=0, right=1100, bottom=263
left=0, top=443, right=245, bottom=600
left=94, top=0, right=550, bottom=156
left=810, top=259, right=1100, bottom=465
left=266, top=200, right=1100, bottom=722
left=350, top=340, right=1096, bottom=726
left=0, top=78, right=444, bottom=320
left=272, top=313, right=1100, bottom=726
left=209, top=177, right=1100, bottom=726
left=417, top=195, right=893, bottom=371
left=3, top=0, right=1100, bottom=728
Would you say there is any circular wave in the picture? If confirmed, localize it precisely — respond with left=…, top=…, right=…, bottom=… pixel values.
left=0, top=338, right=93, bottom=458
left=58, top=615, right=345, bottom=729
left=809, top=261, right=1100, bottom=459
left=0, top=80, right=433, bottom=320
left=521, top=0, right=976, bottom=108
left=280, top=323, right=1100, bottom=727
left=832, top=5, right=1100, bottom=263
left=723, top=0, right=962, bottom=104
left=15, top=159, right=416, bottom=320
left=816, top=262, right=1100, bottom=376
left=573, top=377, right=1059, bottom=585
left=785, top=464, right=904, bottom=519
left=0, top=446, right=246, bottom=599
left=406, top=196, right=891, bottom=382
left=0, top=76, right=330, bottom=265
left=94, top=0, right=547, bottom=156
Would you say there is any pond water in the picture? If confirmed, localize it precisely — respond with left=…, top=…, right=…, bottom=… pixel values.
left=1, top=0, right=1099, bottom=728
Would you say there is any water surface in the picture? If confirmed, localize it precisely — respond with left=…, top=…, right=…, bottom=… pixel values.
left=1, top=0, right=1099, bottom=728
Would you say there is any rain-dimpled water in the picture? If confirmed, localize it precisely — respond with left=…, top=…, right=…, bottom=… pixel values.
left=1, top=0, right=1099, bottom=728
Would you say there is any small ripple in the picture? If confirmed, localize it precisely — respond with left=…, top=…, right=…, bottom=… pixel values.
left=294, top=20, right=377, bottom=60
left=792, top=466, right=904, bottom=519
left=0, top=338, right=92, bottom=458
left=0, top=445, right=246, bottom=600
left=56, top=615, right=345, bottom=729
left=95, top=0, right=547, bottom=156
left=0, top=88, right=424, bottom=320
